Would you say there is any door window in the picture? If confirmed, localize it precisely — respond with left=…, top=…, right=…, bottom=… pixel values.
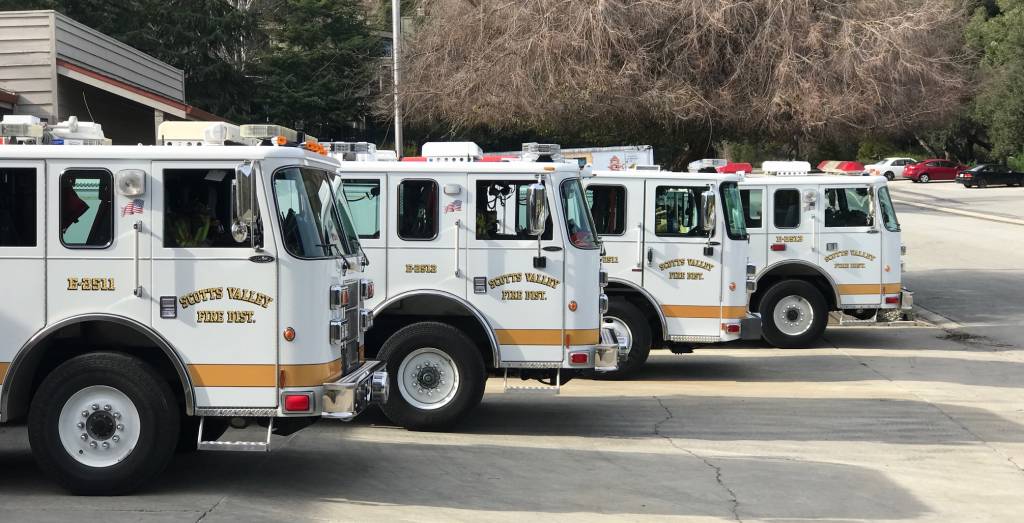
left=653, top=185, right=710, bottom=237
left=740, top=188, right=762, bottom=229
left=824, top=187, right=874, bottom=228
left=561, top=179, right=599, bottom=249
left=342, top=179, right=381, bottom=239
left=585, top=184, right=626, bottom=235
left=0, top=168, right=36, bottom=247
left=164, top=168, right=259, bottom=248
left=475, top=180, right=552, bottom=240
left=60, top=169, right=113, bottom=248
left=397, top=179, right=439, bottom=240
left=773, top=189, right=801, bottom=229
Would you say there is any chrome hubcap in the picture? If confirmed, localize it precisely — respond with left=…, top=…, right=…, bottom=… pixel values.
left=774, top=295, right=814, bottom=336
left=604, top=315, right=633, bottom=357
left=58, top=385, right=140, bottom=468
left=397, top=347, right=460, bottom=410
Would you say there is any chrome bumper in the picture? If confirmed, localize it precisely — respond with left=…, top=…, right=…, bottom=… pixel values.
left=321, top=360, right=388, bottom=421
left=740, top=313, right=762, bottom=341
left=594, top=326, right=622, bottom=372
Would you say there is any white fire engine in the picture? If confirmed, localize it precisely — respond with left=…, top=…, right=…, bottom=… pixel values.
left=583, top=170, right=761, bottom=376
left=0, top=120, right=386, bottom=495
left=333, top=142, right=619, bottom=430
left=740, top=172, right=912, bottom=347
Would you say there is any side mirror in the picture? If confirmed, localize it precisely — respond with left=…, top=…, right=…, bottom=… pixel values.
left=701, top=191, right=716, bottom=233
left=232, top=163, right=257, bottom=242
left=526, top=182, right=549, bottom=236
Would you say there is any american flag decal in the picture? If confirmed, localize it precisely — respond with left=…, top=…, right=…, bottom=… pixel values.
left=121, top=198, right=145, bottom=217
left=444, top=199, right=462, bottom=213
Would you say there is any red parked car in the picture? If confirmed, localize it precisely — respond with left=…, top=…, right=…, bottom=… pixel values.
left=904, top=159, right=967, bottom=183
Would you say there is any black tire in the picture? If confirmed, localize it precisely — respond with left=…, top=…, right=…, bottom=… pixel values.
left=978, top=177, right=989, bottom=188
left=379, top=322, right=486, bottom=431
left=884, top=171, right=895, bottom=181
left=28, top=352, right=180, bottom=495
left=920, top=173, right=930, bottom=183
left=176, top=416, right=230, bottom=452
left=758, top=280, right=828, bottom=349
left=595, top=298, right=652, bottom=380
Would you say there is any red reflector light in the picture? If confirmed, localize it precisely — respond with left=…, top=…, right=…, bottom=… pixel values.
left=885, top=296, right=900, bottom=304
left=723, top=324, right=741, bottom=334
left=570, top=352, right=589, bottom=364
left=770, top=243, right=786, bottom=251
left=284, top=394, right=311, bottom=412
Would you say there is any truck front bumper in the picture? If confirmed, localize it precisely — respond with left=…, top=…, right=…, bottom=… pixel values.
left=740, top=313, right=762, bottom=341
left=593, top=326, right=622, bottom=372
left=321, top=360, right=388, bottom=421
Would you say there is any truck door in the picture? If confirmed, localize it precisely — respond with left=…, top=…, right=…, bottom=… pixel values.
left=585, top=178, right=644, bottom=287
left=642, top=180, right=725, bottom=341
left=150, top=162, right=278, bottom=408
left=740, top=185, right=767, bottom=272
left=387, top=173, right=466, bottom=300
left=46, top=160, right=151, bottom=326
left=818, top=183, right=883, bottom=309
left=340, top=175, right=386, bottom=308
left=0, top=161, right=45, bottom=390
left=765, top=185, right=816, bottom=270
left=467, top=174, right=565, bottom=363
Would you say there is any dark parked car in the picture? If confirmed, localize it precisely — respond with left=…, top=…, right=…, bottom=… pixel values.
left=956, top=164, right=1024, bottom=188
left=904, top=159, right=968, bottom=182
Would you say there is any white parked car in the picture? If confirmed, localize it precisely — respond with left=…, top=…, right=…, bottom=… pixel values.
left=865, top=157, right=917, bottom=180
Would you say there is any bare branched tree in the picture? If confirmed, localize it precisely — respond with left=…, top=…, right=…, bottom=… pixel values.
left=388, top=0, right=971, bottom=162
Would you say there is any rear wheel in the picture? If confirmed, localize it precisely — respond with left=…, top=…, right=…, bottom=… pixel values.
left=759, top=280, right=828, bottom=348
left=884, top=171, right=895, bottom=181
left=28, top=352, right=180, bottom=495
left=979, top=177, right=989, bottom=188
left=920, top=173, right=931, bottom=183
left=379, top=322, right=486, bottom=431
left=596, top=298, right=652, bottom=380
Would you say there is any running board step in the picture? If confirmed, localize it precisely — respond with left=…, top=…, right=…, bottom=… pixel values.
left=196, top=416, right=273, bottom=452
left=502, top=368, right=561, bottom=395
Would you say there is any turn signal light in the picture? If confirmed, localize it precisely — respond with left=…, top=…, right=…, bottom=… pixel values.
left=722, top=324, right=741, bottom=334
left=770, top=243, right=786, bottom=252
left=885, top=296, right=900, bottom=304
left=283, top=327, right=296, bottom=342
left=273, top=135, right=288, bottom=146
left=570, top=352, right=589, bottom=364
left=283, top=394, right=311, bottom=412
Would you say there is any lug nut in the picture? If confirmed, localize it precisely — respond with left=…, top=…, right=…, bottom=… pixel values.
left=116, top=424, right=124, bottom=431
left=91, top=404, right=99, bottom=410
left=77, top=422, right=85, bottom=429
left=81, top=411, right=89, bottom=418
left=102, top=442, right=109, bottom=449
left=112, top=435, right=120, bottom=442
left=80, top=433, right=88, bottom=440
left=103, top=404, right=112, bottom=411
left=113, top=412, right=121, bottom=419
left=89, top=441, right=97, bottom=448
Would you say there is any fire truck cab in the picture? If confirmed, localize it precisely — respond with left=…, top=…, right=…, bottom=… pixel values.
left=583, top=170, right=761, bottom=377
left=740, top=173, right=912, bottom=347
left=333, top=142, right=620, bottom=430
left=0, top=120, right=386, bottom=494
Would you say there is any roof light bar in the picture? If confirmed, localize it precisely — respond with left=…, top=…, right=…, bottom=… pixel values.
left=521, top=142, right=563, bottom=162
left=158, top=121, right=252, bottom=146
left=241, top=124, right=298, bottom=143
left=326, top=141, right=378, bottom=161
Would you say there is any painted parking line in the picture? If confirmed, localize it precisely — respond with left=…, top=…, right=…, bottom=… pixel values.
left=892, top=198, right=1024, bottom=226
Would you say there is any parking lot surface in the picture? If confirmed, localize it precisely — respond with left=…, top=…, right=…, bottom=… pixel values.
left=2, top=179, right=1023, bottom=522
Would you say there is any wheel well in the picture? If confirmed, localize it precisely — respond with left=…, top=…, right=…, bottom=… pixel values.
left=367, top=294, right=496, bottom=369
left=2, top=319, right=190, bottom=423
left=604, top=282, right=665, bottom=343
left=752, top=265, right=838, bottom=312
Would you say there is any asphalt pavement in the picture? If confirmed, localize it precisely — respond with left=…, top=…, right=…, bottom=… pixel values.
left=1, top=177, right=1023, bottom=522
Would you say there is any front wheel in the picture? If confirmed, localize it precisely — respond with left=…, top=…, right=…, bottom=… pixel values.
left=920, top=173, right=931, bottom=183
left=28, top=352, right=180, bottom=495
left=596, top=298, right=652, bottom=380
left=979, top=177, right=989, bottom=188
left=884, top=171, right=895, bottom=181
left=758, top=280, right=828, bottom=348
left=379, top=322, right=486, bottom=431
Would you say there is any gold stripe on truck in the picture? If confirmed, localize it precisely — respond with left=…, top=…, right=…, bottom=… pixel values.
left=661, top=305, right=748, bottom=319
left=0, top=362, right=9, bottom=385
left=839, top=283, right=902, bottom=295
left=188, top=359, right=342, bottom=388
left=495, top=329, right=600, bottom=346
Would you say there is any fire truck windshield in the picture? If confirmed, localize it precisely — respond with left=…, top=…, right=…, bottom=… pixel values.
left=272, top=166, right=360, bottom=259
left=720, top=182, right=748, bottom=240
left=560, top=179, right=599, bottom=250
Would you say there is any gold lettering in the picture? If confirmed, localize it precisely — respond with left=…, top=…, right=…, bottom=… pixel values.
left=67, top=278, right=79, bottom=290
left=525, top=290, right=546, bottom=300
left=501, top=290, right=523, bottom=301
left=196, top=310, right=225, bottom=323
left=601, top=256, right=619, bottom=264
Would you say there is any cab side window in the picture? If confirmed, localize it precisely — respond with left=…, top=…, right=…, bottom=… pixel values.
left=654, top=185, right=709, bottom=237
left=741, top=189, right=762, bottom=229
left=824, top=187, right=873, bottom=228
left=342, top=179, right=381, bottom=239
left=773, top=189, right=801, bottom=229
left=60, top=169, right=113, bottom=248
left=585, top=184, right=626, bottom=235
left=475, top=180, right=552, bottom=240
left=164, top=169, right=258, bottom=248
left=0, top=168, right=36, bottom=247
left=397, top=179, right=438, bottom=240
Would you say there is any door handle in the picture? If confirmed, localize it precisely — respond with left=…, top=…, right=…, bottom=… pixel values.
left=646, top=247, right=654, bottom=267
left=453, top=219, right=462, bottom=277
left=132, top=221, right=143, bottom=298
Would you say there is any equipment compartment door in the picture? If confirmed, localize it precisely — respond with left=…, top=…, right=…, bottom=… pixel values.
left=467, top=174, right=566, bottom=364
left=642, top=180, right=726, bottom=341
left=151, top=162, right=279, bottom=408
left=0, top=161, right=45, bottom=395
left=817, top=183, right=884, bottom=308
